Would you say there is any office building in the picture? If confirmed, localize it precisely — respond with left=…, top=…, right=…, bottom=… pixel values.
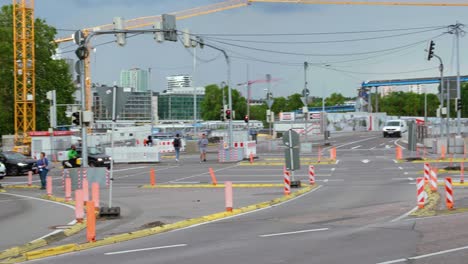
left=120, top=68, right=149, bottom=92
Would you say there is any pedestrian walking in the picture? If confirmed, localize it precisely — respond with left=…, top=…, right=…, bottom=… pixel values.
left=198, top=133, right=209, bottom=163
left=173, top=133, right=181, bottom=162
left=37, top=152, right=49, bottom=190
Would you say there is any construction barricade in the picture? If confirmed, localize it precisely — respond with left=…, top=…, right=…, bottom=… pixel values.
left=105, top=146, right=160, bottom=163
left=416, top=177, right=425, bottom=209
left=218, top=141, right=244, bottom=162
left=445, top=177, right=454, bottom=209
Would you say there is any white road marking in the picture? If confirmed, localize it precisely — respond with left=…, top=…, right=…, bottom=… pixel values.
left=394, top=139, right=406, bottom=150
left=333, top=136, right=380, bottom=149
left=370, top=146, right=376, bottom=150
left=260, top=228, right=329, bottom=238
left=380, top=143, right=386, bottom=146
left=115, top=166, right=180, bottom=179
left=398, top=167, right=403, bottom=170
left=376, top=244, right=468, bottom=264
left=361, top=159, right=370, bottom=164
left=335, top=160, right=340, bottom=165
left=390, top=206, right=418, bottom=222
left=351, top=145, right=361, bottom=150
left=385, top=145, right=391, bottom=149
left=105, top=244, right=187, bottom=256
left=331, top=168, right=336, bottom=172
left=404, top=172, right=409, bottom=175
left=393, top=160, right=398, bottom=163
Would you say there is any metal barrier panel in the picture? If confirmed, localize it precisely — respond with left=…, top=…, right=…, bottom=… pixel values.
left=105, top=147, right=161, bottom=163
left=64, top=167, right=107, bottom=191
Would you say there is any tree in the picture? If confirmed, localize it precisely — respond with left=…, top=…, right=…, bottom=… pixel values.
left=271, top=97, right=287, bottom=114
left=326, top=92, right=346, bottom=106
left=0, top=5, right=75, bottom=136
left=200, top=84, right=247, bottom=120
left=286, top=93, right=303, bottom=111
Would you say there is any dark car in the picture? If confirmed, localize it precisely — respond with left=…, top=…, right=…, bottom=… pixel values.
left=76, top=147, right=112, bottom=169
left=0, top=151, right=37, bottom=176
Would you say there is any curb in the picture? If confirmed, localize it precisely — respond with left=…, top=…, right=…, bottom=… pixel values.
left=140, top=183, right=284, bottom=188
left=11, top=185, right=317, bottom=262
left=410, top=159, right=467, bottom=163
left=0, top=196, right=85, bottom=263
left=3, top=185, right=40, bottom=189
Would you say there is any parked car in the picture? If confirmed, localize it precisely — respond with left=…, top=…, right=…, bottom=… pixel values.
left=62, top=147, right=112, bottom=169
left=0, top=162, right=6, bottom=180
left=0, top=151, right=37, bottom=176
left=382, top=119, right=407, bottom=138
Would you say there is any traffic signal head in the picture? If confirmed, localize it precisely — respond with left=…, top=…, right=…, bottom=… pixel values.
left=72, top=111, right=81, bottom=126
left=244, top=115, right=249, bottom=123
left=427, top=40, right=435, bottom=61
left=225, top=109, right=231, bottom=119
left=457, top=98, right=462, bottom=111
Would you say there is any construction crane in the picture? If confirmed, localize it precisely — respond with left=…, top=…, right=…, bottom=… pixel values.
left=12, top=0, right=35, bottom=155
left=52, top=0, right=468, bottom=115
left=237, top=77, right=280, bottom=119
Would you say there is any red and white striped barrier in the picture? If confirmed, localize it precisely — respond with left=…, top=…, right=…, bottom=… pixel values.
left=284, top=170, right=291, bottom=195
left=423, top=163, right=431, bottom=184
left=308, top=165, right=315, bottom=185
left=445, top=177, right=454, bottom=209
left=416, top=177, right=425, bottom=209
left=429, top=168, right=438, bottom=192
left=65, top=178, right=72, bottom=202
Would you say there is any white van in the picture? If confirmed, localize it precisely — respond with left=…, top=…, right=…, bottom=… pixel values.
left=382, top=120, right=407, bottom=137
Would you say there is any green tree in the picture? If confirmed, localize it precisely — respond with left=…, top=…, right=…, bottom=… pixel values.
left=286, top=93, right=303, bottom=111
left=271, top=96, right=287, bottom=114
left=325, top=92, right=346, bottom=106
left=200, top=84, right=247, bottom=120
left=0, top=5, right=75, bottom=136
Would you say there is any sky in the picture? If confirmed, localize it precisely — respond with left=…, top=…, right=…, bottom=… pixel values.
left=2, top=0, right=468, bottom=99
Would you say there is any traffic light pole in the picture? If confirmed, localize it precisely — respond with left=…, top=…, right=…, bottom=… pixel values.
left=434, top=54, right=449, bottom=153
left=78, top=60, right=88, bottom=167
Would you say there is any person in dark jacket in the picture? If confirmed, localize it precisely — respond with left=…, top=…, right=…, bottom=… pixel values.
left=36, top=152, right=49, bottom=190
left=173, top=134, right=181, bottom=162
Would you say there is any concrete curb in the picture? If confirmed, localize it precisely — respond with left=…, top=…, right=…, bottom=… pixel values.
left=0, top=196, right=85, bottom=263
left=3, top=185, right=40, bottom=189
left=140, top=183, right=284, bottom=188
left=410, top=158, right=467, bottom=163
left=11, top=185, right=317, bottom=262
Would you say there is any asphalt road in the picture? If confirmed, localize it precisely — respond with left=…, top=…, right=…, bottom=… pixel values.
left=5, top=132, right=468, bottom=263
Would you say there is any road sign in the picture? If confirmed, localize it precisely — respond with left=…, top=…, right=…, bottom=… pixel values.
left=283, top=129, right=299, bottom=148
left=283, top=129, right=300, bottom=171
left=96, top=86, right=131, bottom=120
left=266, top=99, right=274, bottom=109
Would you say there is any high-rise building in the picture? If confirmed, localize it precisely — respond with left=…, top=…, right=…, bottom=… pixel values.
left=120, top=68, right=149, bottom=92
left=381, top=86, right=396, bottom=97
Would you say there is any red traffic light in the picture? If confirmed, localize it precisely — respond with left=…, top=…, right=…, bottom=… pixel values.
left=244, top=115, right=249, bottom=123
left=225, top=109, right=231, bottom=119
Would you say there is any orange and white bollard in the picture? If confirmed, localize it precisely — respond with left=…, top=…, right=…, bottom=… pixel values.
left=92, top=182, right=100, bottom=210
left=75, top=190, right=84, bottom=222
left=86, top=201, right=96, bottom=242
left=445, top=177, right=454, bottom=210
left=27, top=171, right=32, bottom=187
left=150, top=168, right=156, bottom=186
left=450, top=154, right=454, bottom=167
left=209, top=168, right=218, bottom=186
left=83, top=178, right=89, bottom=202
left=46, top=176, right=53, bottom=197
left=65, top=177, right=72, bottom=202
left=429, top=168, right=438, bottom=192
left=461, top=162, right=465, bottom=184
left=225, top=181, right=233, bottom=212
left=416, top=177, right=425, bottom=209
left=396, top=146, right=403, bottom=160
left=308, top=165, right=315, bottom=185
left=284, top=170, right=291, bottom=195
left=440, top=145, right=446, bottom=160
left=249, top=153, right=254, bottom=164
left=464, top=144, right=467, bottom=161
left=423, top=163, right=431, bottom=184
left=329, top=147, right=337, bottom=160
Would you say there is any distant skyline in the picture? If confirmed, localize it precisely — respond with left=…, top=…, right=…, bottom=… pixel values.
left=1, top=0, right=467, bottom=99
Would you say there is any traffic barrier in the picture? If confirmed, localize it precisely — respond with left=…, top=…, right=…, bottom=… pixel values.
left=440, top=145, right=446, bottom=160
left=65, top=178, right=72, bottom=202
left=461, top=162, right=465, bottom=184
left=329, top=147, right=337, bottom=160
left=423, top=146, right=427, bottom=159
left=429, top=168, right=438, bottom=192
left=92, top=183, right=100, bottom=209
left=46, top=176, right=52, bottom=197
left=75, top=190, right=84, bottom=222
left=225, top=181, right=233, bottom=212
left=284, top=170, right=291, bottom=195
left=249, top=153, right=254, bottom=164
left=86, top=201, right=96, bottom=242
left=416, top=177, right=425, bottom=209
left=308, top=165, right=315, bottom=185
left=150, top=168, right=156, bottom=186
left=464, top=144, right=467, bottom=160
left=83, top=179, right=89, bottom=202
left=445, top=177, right=454, bottom=210
left=423, top=163, right=431, bottom=184
left=28, top=171, right=33, bottom=186
left=209, top=168, right=218, bottom=186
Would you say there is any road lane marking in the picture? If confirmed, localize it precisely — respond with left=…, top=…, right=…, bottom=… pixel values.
left=331, top=168, right=336, bottom=171
left=394, top=139, right=406, bottom=150
left=390, top=206, right=418, bottom=222
left=351, top=145, right=361, bottom=150
left=398, top=167, right=403, bottom=170
left=361, top=159, right=370, bottom=164
left=168, top=164, right=239, bottom=183
left=335, top=160, right=340, bottom=165
left=105, top=244, right=187, bottom=256
left=260, top=228, right=329, bottom=238
left=370, top=146, right=376, bottom=150
left=376, top=244, right=468, bottom=264
left=333, top=136, right=379, bottom=149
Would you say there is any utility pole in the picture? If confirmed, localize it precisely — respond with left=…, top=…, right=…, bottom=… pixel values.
left=449, top=23, right=464, bottom=136
left=303, top=62, right=309, bottom=141
left=246, top=65, right=250, bottom=138
left=266, top=74, right=272, bottom=137
left=193, top=45, right=198, bottom=137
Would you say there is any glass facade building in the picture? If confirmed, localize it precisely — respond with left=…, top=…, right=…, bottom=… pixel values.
left=120, top=68, right=149, bottom=92
left=158, top=93, right=204, bottom=121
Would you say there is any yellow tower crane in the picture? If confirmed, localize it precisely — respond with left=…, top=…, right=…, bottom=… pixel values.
left=12, top=0, right=35, bottom=154
left=53, top=0, right=468, bottom=113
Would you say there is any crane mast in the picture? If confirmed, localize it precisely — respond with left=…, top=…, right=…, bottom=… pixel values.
left=13, top=0, right=35, bottom=150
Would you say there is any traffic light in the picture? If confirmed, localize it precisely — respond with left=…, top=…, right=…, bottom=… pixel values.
left=225, top=109, right=231, bottom=120
left=244, top=115, right=249, bottom=123
left=457, top=98, right=462, bottom=111
left=72, top=111, right=81, bottom=126
left=220, top=108, right=225, bottom=121
left=113, top=17, right=126, bottom=47
left=427, top=40, right=435, bottom=61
